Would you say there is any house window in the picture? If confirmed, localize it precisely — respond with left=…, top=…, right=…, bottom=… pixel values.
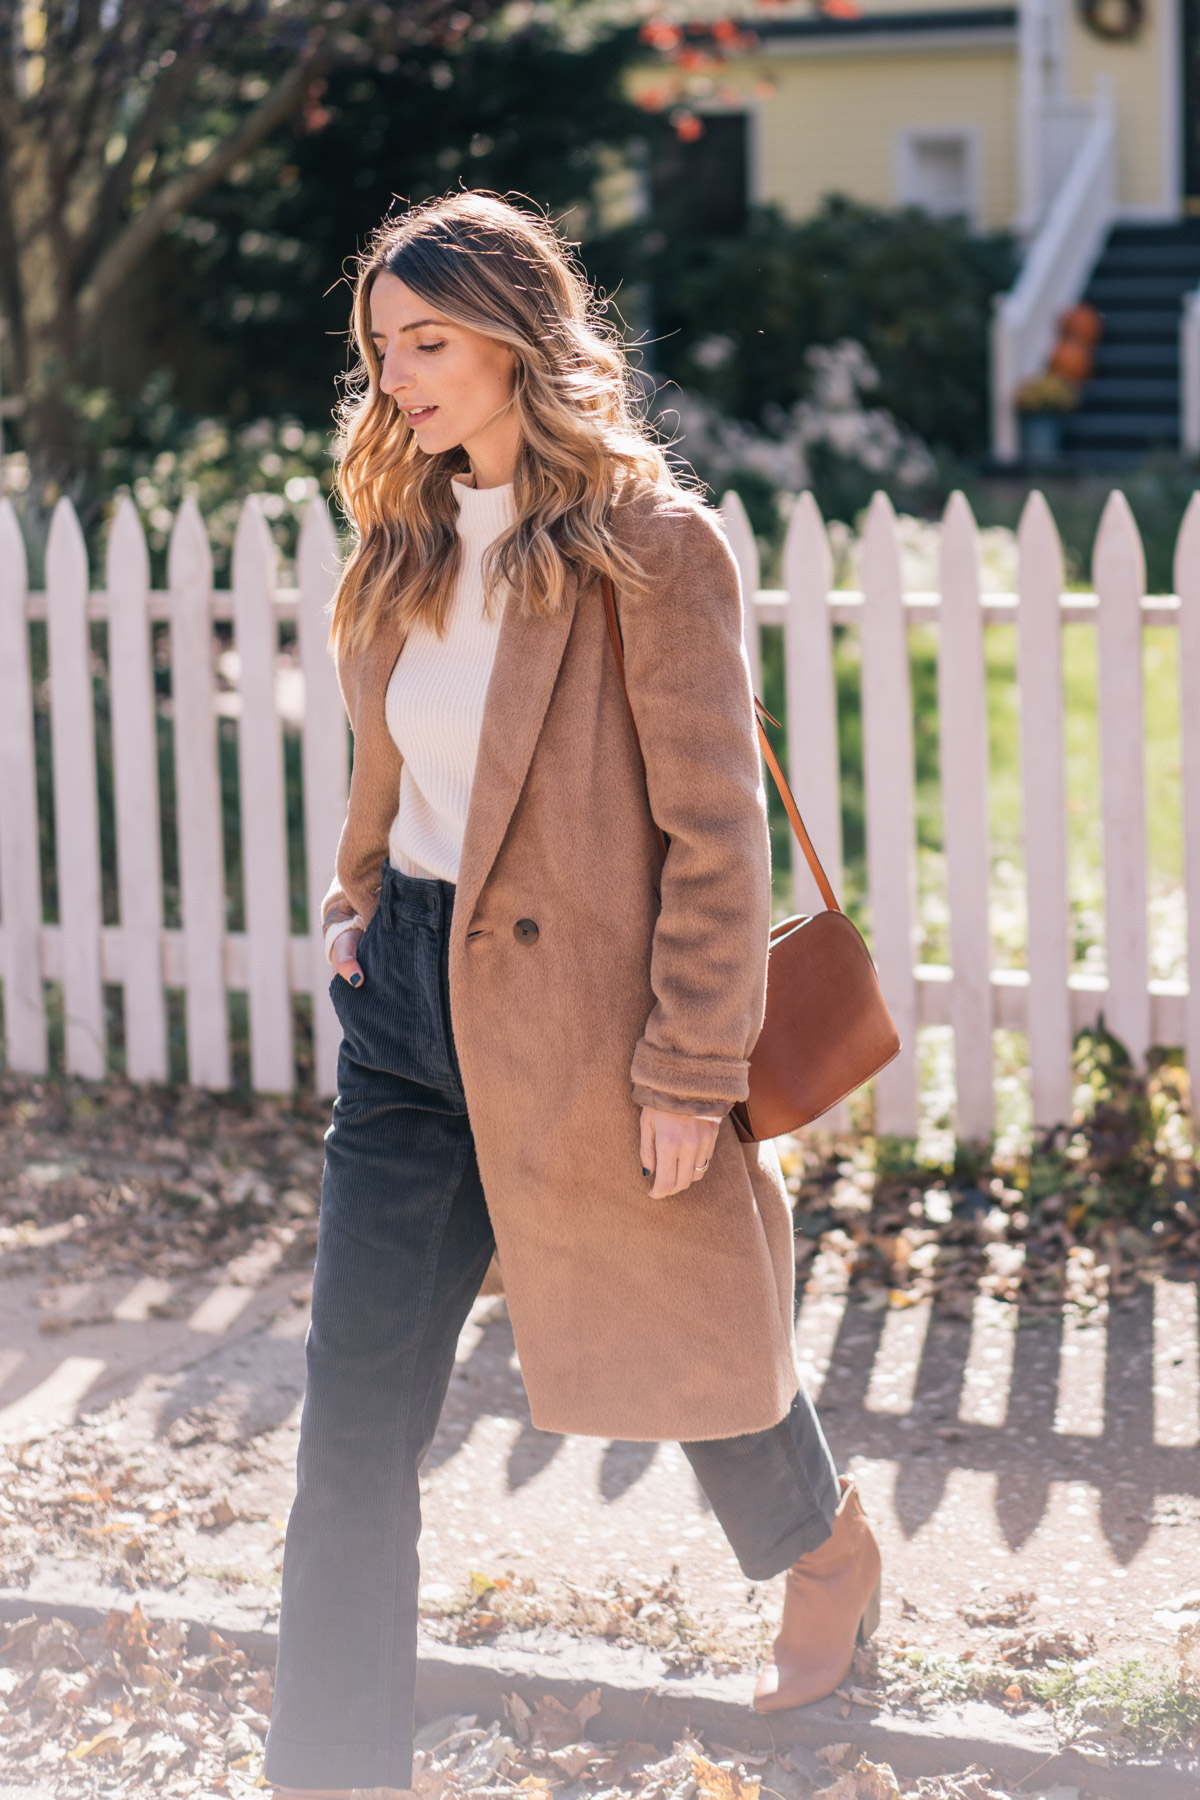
left=895, top=130, right=979, bottom=224
left=650, top=112, right=748, bottom=238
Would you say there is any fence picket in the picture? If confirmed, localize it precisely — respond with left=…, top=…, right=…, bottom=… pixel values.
left=783, top=492, right=843, bottom=911
left=1176, top=492, right=1200, bottom=1115
left=938, top=492, right=994, bottom=1141
left=720, top=489, right=762, bottom=694
left=169, top=499, right=230, bottom=1089
left=860, top=491, right=919, bottom=1134
left=782, top=494, right=850, bottom=1130
left=233, top=499, right=293, bottom=1091
left=1094, top=492, right=1150, bottom=1064
left=0, top=500, right=45, bottom=1071
left=106, top=498, right=167, bottom=1082
left=1017, top=491, right=1073, bottom=1127
left=46, top=500, right=106, bottom=1077
left=297, top=502, right=349, bottom=1099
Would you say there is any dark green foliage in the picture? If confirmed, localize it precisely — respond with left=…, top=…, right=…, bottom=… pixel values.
left=756, top=621, right=811, bottom=915
left=91, top=623, right=119, bottom=927
left=1033, top=1655, right=1200, bottom=1752
left=29, top=622, right=57, bottom=926
left=219, top=714, right=244, bottom=936
left=967, top=450, right=1200, bottom=594
left=1034, top=1024, right=1195, bottom=1226
left=141, top=22, right=646, bottom=429
left=802, top=441, right=920, bottom=533
left=642, top=198, right=1017, bottom=457
left=826, top=1019, right=1197, bottom=1239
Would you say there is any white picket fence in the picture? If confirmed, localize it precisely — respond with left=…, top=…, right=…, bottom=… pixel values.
left=723, top=483, right=1200, bottom=1140
left=1, top=483, right=1197, bottom=1138
left=0, top=493, right=348, bottom=1101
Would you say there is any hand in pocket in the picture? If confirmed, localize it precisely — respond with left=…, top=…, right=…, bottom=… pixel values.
left=332, top=928, right=365, bottom=987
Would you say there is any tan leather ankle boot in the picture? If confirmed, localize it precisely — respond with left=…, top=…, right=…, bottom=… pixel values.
left=752, top=1475, right=882, bottom=1712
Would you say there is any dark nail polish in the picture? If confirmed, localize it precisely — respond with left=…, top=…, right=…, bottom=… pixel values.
left=642, top=1167, right=650, bottom=1177
left=348, top=971, right=363, bottom=988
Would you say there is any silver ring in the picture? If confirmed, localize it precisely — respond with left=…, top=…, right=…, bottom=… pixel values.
left=695, top=1159, right=710, bottom=1172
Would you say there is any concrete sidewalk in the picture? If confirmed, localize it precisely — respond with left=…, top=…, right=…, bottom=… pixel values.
left=1, top=1263, right=1197, bottom=1673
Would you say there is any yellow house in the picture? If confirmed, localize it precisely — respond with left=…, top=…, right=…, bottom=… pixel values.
left=632, top=0, right=1200, bottom=463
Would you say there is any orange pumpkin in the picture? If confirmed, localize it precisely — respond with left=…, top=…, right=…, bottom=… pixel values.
left=1050, top=336, right=1094, bottom=381
left=1059, top=303, right=1103, bottom=346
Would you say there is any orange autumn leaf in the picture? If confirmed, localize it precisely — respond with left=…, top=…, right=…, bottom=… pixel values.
left=689, top=1751, right=761, bottom=1800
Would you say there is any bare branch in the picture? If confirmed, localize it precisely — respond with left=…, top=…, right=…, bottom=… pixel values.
left=69, top=0, right=109, bottom=47
left=75, top=46, right=207, bottom=268
left=75, top=53, right=326, bottom=332
left=36, top=0, right=140, bottom=193
left=0, top=168, right=20, bottom=351
left=0, top=3, right=24, bottom=126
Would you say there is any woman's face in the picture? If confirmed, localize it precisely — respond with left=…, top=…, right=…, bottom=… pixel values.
left=369, top=272, right=518, bottom=469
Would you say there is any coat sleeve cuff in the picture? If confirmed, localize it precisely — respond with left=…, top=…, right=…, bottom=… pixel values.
left=631, top=1085, right=731, bottom=1118
left=630, top=1040, right=750, bottom=1110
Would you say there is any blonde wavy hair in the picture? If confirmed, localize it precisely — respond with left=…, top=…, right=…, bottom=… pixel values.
left=330, top=191, right=682, bottom=656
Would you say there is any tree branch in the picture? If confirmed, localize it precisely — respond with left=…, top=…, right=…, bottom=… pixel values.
left=51, top=5, right=186, bottom=196
left=69, top=0, right=107, bottom=49
left=75, top=46, right=206, bottom=272
left=75, top=51, right=326, bottom=333
left=0, top=3, right=24, bottom=128
left=0, top=171, right=21, bottom=358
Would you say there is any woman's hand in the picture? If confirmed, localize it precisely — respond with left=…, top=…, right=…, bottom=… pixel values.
left=331, top=927, right=365, bottom=986
left=640, top=1106, right=721, bottom=1198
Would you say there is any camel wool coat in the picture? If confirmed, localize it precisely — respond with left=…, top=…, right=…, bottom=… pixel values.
left=321, top=483, right=800, bottom=1441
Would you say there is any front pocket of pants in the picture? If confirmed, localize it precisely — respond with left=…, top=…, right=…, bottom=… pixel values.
left=331, top=919, right=454, bottom=1086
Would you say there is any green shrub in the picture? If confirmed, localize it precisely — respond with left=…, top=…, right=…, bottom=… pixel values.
left=645, top=198, right=1017, bottom=458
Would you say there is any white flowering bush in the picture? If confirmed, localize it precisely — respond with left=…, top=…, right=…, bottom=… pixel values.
left=826, top=510, right=1019, bottom=594
left=101, top=411, right=336, bottom=585
left=789, top=339, right=935, bottom=490
left=659, top=339, right=936, bottom=535
left=27, top=375, right=342, bottom=584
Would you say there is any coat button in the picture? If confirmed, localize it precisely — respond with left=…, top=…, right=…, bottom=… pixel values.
left=513, top=918, right=539, bottom=945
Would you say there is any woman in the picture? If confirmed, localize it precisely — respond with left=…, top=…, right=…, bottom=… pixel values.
left=265, top=192, right=880, bottom=1800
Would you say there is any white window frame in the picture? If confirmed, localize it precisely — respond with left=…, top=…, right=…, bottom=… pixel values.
left=894, top=127, right=982, bottom=228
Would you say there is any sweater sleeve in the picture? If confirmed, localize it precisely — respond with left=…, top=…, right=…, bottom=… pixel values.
left=616, top=496, right=772, bottom=1113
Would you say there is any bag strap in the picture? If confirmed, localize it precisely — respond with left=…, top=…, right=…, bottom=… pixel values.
left=601, top=576, right=841, bottom=916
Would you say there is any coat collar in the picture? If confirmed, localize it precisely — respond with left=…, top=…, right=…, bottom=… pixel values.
left=454, top=564, right=580, bottom=931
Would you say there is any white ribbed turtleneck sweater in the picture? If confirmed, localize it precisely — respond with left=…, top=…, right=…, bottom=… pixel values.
left=385, top=474, right=515, bottom=884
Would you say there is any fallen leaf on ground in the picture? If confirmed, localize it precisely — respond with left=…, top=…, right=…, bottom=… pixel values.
left=547, top=1743, right=595, bottom=1779
left=960, top=1591, right=1034, bottom=1629
left=820, top=1775, right=858, bottom=1800
left=521, top=1688, right=602, bottom=1751
left=689, top=1749, right=760, bottom=1800
left=854, top=1756, right=900, bottom=1800
left=70, top=1720, right=131, bottom=1759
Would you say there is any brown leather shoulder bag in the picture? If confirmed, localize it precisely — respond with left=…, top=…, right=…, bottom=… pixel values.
left=601, top=576, right=901, bottom=1141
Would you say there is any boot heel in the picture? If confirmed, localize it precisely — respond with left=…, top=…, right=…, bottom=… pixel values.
left=857, top=1576, right=881, bottom=1644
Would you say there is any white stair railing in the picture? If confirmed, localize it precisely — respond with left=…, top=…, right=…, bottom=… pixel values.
left=991, top=85, right=1117, bottom=463
left=1037, top=96, right=1098, bottom=215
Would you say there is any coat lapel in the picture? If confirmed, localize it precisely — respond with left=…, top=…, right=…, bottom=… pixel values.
left=454, top=568, right=580, bottom=930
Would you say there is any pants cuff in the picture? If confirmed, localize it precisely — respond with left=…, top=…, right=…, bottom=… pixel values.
left=734, top=1498, right=837, bottom=1581
left=263, top=1732, right=413, bottom=1791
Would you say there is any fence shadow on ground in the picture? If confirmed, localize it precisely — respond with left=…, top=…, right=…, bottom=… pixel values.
left=424, top=1279, right=1200, bottom=1564
left=0, top=1259, right=1195, bottom=1564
